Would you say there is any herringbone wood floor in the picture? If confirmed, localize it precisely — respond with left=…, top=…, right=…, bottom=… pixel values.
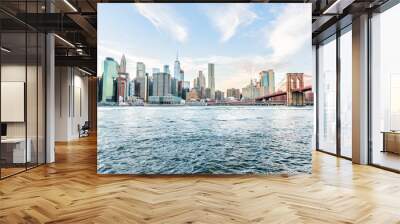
left=1, top=135, right=400, bottom=224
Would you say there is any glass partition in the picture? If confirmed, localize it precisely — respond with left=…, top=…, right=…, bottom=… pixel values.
left=0, top=1, right=46, bottom=179
left=371, top=3, right=400, bottom=171
left=339, top=28, right=352, bottom=158
left=317, top=36, right=337, bottom=154
left=38, top=32, right=45, bottom=165
left=1, top=31, right=28, bottom=177
left=27, top=31, right=38, bottom=169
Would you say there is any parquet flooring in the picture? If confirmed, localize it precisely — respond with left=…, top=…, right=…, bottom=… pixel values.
left=1, top=135, right=400, bottom=223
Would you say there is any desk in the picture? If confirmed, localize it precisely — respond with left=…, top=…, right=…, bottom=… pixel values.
left=1, top=138, right=31, bottom=163
left=382, top=131, right=400, bottom=154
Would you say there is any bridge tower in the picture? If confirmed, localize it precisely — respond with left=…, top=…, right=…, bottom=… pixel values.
left=286, top=73, right=305, bottom=106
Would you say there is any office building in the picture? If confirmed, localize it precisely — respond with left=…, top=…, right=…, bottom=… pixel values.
left=259, top=69, right=275, bottom=95
left=163, top=65, right=170, bottom=74
left=180, top=69, right=185, bottom=81
left=136, top=74, right=149, bottom=102
left=205, top=88, right=211, bottom=99
left=1, top=1, right=400, bottom=223
left=183, top=81, right=190, bottom=89
left=215, top=90, right=224, bottom=101
left=102, top=57, right=119, bottom=102
left=136, top=62, right=145, bottom=78
left=148, top=76, right=153, bottom=97
left=193, top=70, right=206, bottom=99
left=117, top=74, right=128, bottom=103
left=171, top=77, right=179, bottom=96
left=152, top=68, right=160, bottom=74
left=153, top=72, right=171, bottom=96
left=198, top=70, right=206, bottom=89
left=186, top=89, right=200, bottom=101
left=128, top=79, right=135, bottom=97
left=174, top=54, right=181, bottom=81
left=227, top=88, right=241, bottom=99
left=119, top=54, right=127, bottom=74
left=242, top=80, right=260, bottom=100
left=148, top=95, right=184, bottom=105
left=208, top=63, right=215, bottom=99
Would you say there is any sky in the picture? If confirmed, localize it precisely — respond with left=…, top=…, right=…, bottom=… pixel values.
left=98, top=3, right=312, bottom=91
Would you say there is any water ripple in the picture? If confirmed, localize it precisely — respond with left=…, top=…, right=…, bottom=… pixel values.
left=97, top=106, right=313, bottom=175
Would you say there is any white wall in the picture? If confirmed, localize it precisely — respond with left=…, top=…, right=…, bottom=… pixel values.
left=55, top=67, right=89, bottom=141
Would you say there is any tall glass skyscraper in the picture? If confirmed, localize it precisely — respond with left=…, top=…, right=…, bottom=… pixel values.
left=136, top=62, right=145, bottom=78
left=102, top=57, right=119, bottom=102
left=119, top=54, right=126, bottom=73
left=174, top=54, right=181, bottom=81
left=153, top=72, right=171, bottom=96
left=259, top=69, right=275, bottom=95
left=208, top=63, right=215, bottom=99
left=163, top=65, right=170, bottom=74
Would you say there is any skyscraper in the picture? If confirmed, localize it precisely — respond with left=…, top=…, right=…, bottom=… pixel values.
left=198, top=70, right=206, bottom=89
left=183, top=81, right=190, bottom=89
left=136, top=74, right=149, bottom=102
left=242, top=79, right=260, bottom=100
left=153, top=72, right=171, bottom=96
left=180, top=69, right=184, bottom=81
left=163, top=65, right=170, bottom=74
left=117, top=55, right=129, bottom=101
left=152, top=68, right=160, bottom=74
left=174, top=53, right=181, bottom=81
left=197, top=70, right=206, bottom=98
left=119, top=54, right=126, bottom=73
left=259, top=69, right=275, bottom=95
left=208, top=63, right=215, bottom=99
left=215, top=90, right=224, bottom=101
left=117, top=74, right=128, bottom=103
left=227, top=88, right=241, bottom=99
left=128, top=80, right=135, bottom=97
left=102, top=57, right=119, bottom=102
left=136, top=62, right=145, bottom=78
left=268, top=70, right=275, bottom=94
left=171, top=77, right=178, bottom=96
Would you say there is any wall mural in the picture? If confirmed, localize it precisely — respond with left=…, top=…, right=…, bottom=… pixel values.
left=97, top=3, right=313, bottom=175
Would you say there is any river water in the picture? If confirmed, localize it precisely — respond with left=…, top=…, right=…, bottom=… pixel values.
left=97, top=106, right=313, bottom=175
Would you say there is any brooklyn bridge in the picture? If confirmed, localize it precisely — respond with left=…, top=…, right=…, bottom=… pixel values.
left=255, top=73, right=313, bottom=106
left=208, top=73, right=313, bottom=106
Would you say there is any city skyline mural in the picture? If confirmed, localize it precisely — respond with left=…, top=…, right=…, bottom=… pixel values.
left=97, top=3, right=314, bottom=175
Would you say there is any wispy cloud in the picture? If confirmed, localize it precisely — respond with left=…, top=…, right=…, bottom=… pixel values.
left=98, top=41, right=162, bottom=78
left=98, top=4, right=312, bottom=91
left=134, top=4, right=188, bottom=43
left=204, top=4, right=257, bottom=42
left=265, top=4, right=311, bottom=62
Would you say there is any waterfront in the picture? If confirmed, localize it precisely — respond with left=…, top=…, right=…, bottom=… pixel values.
left=98, top=106, right=313, bottom=175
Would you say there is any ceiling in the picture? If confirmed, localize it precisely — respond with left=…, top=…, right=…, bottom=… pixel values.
left=0, top=0, right=390, bottom=74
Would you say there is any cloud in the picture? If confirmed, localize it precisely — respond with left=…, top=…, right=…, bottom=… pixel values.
left=265, top=4, right=311, bottom=62
left=98, top=4, right=313, bottom=91
left=180, top=55, right=285, bottom=91
left=98, top=41, right=162, bottom=79
left=205, top=4, right=257, bottom=42
left=134, top=4, right=188, bottom=43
